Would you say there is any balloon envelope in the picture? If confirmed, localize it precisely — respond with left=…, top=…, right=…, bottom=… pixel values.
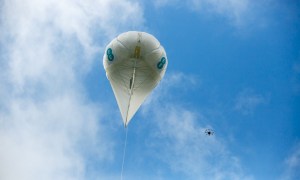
left=103, top=31, right=168, bottom=127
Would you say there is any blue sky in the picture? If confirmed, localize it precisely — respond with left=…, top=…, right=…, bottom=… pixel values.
left=0, top=0, right=299, bottom=180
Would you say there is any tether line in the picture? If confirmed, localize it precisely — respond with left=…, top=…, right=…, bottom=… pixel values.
left=121, top=127, right=129, bottom=180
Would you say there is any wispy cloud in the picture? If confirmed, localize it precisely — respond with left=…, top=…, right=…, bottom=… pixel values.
left=152, top=0, right=275, bottom=29
left=0, top=0, right=144, bottom=179
left=142, top=72, right=199, bottom=108
left=142, top=72, right=253, bottom=179
left=281, top=143, right=300, bottom=180
left=234, top=89, right=269, bottom=115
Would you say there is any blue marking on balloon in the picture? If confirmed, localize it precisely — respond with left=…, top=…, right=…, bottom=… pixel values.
left=161, top=57, right=166, bottom=64
left=107, top=48, right=114, bottom=61
left=106, top=48, right=112, bottom=55
left=157, top=57, right=166, bottom=69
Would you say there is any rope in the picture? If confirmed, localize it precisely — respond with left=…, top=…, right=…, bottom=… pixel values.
left=121, top=127, right=129, bottom=180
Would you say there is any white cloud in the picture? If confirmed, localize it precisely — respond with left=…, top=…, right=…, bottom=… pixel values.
left=153, top=0, right=262, bottom=28
left=149, top=107, right=252, bottom=179
left=0, top=96, right=109, bottom=180
left=234, top=89, right=268, bottom=115
left=0, top=0, right=144, bottom=179
left=281, top=143, right=300, bottom=180
left=142, top=72, right=199, bottom=108
left=153, top=0, right=181, bottom=8
left=142, top=72, right=253, bottom=179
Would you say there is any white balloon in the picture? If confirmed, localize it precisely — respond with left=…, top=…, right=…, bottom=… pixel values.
left=103, top=31, right=168, bottom=127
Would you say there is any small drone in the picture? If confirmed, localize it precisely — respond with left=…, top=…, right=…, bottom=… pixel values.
left=205, top=129, right=214, bottom=136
